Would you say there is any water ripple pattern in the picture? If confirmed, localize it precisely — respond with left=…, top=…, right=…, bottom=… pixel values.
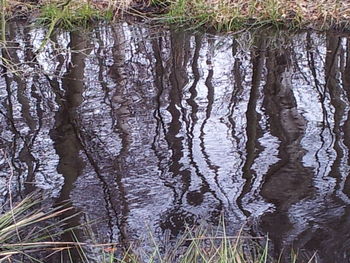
left=1, top=22, right=350, bottom=262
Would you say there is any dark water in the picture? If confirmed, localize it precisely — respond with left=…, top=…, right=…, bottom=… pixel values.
left=1, top=21, right=350, bottom=262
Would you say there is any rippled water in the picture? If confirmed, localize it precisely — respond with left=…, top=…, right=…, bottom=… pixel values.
left=1, top=21, right=350, bottom=262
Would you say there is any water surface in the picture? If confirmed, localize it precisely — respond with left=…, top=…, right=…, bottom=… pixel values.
left=1, top=21, right=350, bottom=262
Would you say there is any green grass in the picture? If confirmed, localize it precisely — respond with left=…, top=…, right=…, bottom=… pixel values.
left=33, top=1, right=113, bottom=51
left=37, top=2, right=112, bottom=30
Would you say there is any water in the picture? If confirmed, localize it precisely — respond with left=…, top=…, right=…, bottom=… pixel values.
left=1, top=21, right=350, bottom=262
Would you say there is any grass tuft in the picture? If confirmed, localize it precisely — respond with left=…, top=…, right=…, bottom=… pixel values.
left=0, top=194, right=318, bottom=262
left=37, top=1, right=112, bottom=30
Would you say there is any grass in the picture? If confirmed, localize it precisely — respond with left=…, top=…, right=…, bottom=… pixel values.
left=0, top=192, right=117, bottom=262
left=0, top=193, right=72, bottom=261
left=36, top=1, right=113, bottom=30
left=0, top=194, right=318, bottom=263
left=33, top=1, right=112, bottom=47
left=0, top=0, right=349, bottom=32
left=158, top=0, right=350, bottom=31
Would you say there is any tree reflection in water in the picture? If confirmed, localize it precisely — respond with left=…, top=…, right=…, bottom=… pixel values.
left=1, top=22, right=350, bottom=262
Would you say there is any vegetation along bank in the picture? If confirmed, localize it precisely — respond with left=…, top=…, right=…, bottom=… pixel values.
left=1, top=0, right=350, bottom=31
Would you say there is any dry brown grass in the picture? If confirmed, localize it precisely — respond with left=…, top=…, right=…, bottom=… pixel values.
left=267, top=0, right=350, bottom=25
left=162, top=0, right=350, bottom=30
